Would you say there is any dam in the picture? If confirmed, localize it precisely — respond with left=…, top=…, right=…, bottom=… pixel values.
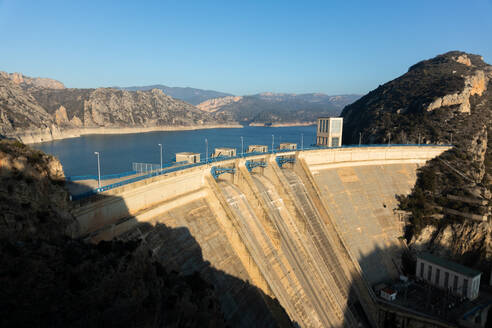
left=70, top=145, right=451, bottom=327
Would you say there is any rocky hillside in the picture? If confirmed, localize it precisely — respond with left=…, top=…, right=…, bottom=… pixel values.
left=341, top=51, right=492, bottom=273
left=0, top=75, right=61, bottom=139
left=31, top=87, right=219, bottom=128
left=0, top=139, right=230, bottom=327
left=119, top=85, right=234, bottom=105
left=198, top=93, right=359, bottom=124
left=0, top=71, right=65, bottom=89
left=0, top=72, right=234, bottom=143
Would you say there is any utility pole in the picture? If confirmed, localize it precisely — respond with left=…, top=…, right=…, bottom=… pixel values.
left=418, top=133, right=421, bottom=146
left=359, top=132, right=362, bottom=146
left=241, top=136, right=244, bottom=157
left=94, top=151, right=101, bottom=189
left=450, top=133, right=453, bottom=145
left=388, top=133, right=391, bottom=146
left=301, top=133, right=304, bottom=151
left=205, top=138, right=208, bottom=164
left=158, top=143, right=163, bottom=169
left=271, top=134, right=274, bottom=154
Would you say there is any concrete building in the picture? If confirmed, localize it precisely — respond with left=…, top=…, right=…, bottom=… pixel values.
left=380, top=287, right=397, bottom=301
left=317, top=117, right=343, bottom=147
left=248, top=145, right=268, bottom=153
left=213, top=147, right=236, bottom=158
left=279, top=143, right=297, bottom=150
left=176, top=152, right=201, bottom=164
left=416, top=252, right=481, bottom=300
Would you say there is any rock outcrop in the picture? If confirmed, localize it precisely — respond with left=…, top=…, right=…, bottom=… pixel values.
left=0, top=72, right=237, bottom=143
left=197, top=95, right=243, bottom=112
left=0, top=71, right=65, bottom=89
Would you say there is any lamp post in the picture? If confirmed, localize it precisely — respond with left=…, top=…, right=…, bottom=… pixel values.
left=94, top=151, right=101, bottom=189
left=301, top=133, right=304, bottom=151
left=158, top=143, right=163, bottom=169
left=271, top=134, right=274, bottom=154
left=240, top=136, right=244, bottom=157
left=205, top=138, right=208, bottom=164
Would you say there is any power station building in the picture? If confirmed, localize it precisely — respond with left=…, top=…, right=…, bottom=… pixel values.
left=416, top=252, right=481, bottom=300
left=317, top=117, right=343, bottom=147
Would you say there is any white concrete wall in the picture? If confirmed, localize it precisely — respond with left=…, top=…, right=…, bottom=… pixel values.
left=301, top=146, right=451, bottom=173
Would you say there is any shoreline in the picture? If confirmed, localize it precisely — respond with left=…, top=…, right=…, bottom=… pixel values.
left=249, top=122, right=316, bottom=127
left=18, top=124, right=243, bottom=145
left=12, top=122, right=315, bottom=145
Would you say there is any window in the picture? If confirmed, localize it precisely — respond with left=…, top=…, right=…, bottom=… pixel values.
left=444, top=272, right=449, bottom=288
left=463, top=279, right=468, bottom=296
left=331, top=119, right=342, bottom=133
left=428, top=265, right=432, bottom=281
left=420, top=262, right=425, bottom=278
left=331, top=137, right=340, bottom=147
left=453, top=275, right=458, bottom=293
left=435, top=268, right=440, bottom=285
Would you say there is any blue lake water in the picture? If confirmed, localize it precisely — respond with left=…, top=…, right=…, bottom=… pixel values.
left=33, top=125, right=316, bottom=177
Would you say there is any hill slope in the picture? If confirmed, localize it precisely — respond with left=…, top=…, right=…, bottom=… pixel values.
left=0, top=73, right=233, bottom=143
left=119, top=84, right=233, bottom=105
left=198, top=93, right=359, bottom=124
left=341, top=51, right=492, bottom=272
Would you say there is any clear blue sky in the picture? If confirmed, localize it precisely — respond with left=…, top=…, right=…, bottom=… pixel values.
left=1, top=0, right=491, bottom=95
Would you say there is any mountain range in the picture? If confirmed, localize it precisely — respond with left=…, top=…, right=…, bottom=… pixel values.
left=0, top=71, right=360, bottom=142
left=117, top=84, right=233, bottom=105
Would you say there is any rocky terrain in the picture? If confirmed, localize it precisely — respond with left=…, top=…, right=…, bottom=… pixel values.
left=118, top=85, right=234, bottom=105
left=0, top=71, right=65, bottom=90
left=341, top=51, right=492, bottom=274
left=197, top=92, right=359, bottom=124
left=0, top=139, right=232, bottom=327
left=0, top=73, right=237, bottom=143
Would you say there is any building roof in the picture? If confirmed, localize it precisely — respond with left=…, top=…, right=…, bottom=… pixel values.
left=176, top=152, right=199, bottom=156
left=318, top=117, right=343, bottom=120
left=418, top=252, right=481, bottom=278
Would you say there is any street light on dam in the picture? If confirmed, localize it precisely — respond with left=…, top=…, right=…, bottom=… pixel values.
left=205, top=138, right=208, bottom=164
left=94, top=151, right=101, bottom=189
left=158, top=143, right=163, bottom=169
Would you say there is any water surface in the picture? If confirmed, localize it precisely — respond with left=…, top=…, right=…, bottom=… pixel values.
left=33, top=126, right=316, bottom=177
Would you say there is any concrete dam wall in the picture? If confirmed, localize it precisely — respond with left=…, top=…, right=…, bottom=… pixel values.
left=71, top=146, right=450, bottom=327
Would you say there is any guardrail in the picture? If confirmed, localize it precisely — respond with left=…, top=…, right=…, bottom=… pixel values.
left=70, top=144, right=452, bottom=200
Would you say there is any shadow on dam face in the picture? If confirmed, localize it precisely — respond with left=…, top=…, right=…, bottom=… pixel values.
left=81, top=192, right=299, bottom=328
left=52, top=146, right=486, bottom=327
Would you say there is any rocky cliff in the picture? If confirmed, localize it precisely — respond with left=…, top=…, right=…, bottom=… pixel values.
left=0, top=139, right=229, bottom=327
left=0, top=72, right=236, bottom=143
left=341, top=51, right=492, bottom=273
left=0, top=71, right=65, bottom=90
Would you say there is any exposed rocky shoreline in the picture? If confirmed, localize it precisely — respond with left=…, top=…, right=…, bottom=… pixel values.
left=17, top=124, right=243, bottom=144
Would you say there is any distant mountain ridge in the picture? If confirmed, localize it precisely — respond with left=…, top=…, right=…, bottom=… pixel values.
left=117, top=85, right=233, bottom=105
left=197, top=93, right=360, bottom=124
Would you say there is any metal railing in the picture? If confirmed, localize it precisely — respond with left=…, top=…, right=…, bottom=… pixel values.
left=70, top=144, right=452, bottom=200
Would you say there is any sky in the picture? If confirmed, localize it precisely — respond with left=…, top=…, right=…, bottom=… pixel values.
left=1, top=0, right=491, bottom=96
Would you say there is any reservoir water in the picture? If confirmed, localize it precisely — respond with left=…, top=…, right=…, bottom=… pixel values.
left=33, top=125, right=316, bottom=177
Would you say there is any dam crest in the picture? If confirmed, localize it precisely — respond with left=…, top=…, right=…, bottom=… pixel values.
left=71, top=145, right=451, bottom=327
